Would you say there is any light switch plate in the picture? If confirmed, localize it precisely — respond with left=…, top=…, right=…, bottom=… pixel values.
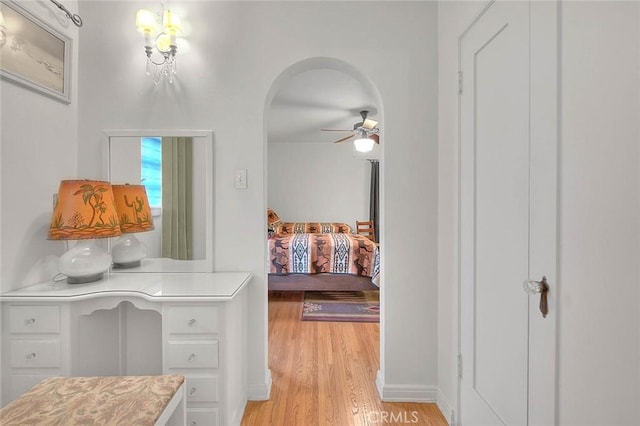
left=234, top=169, right=247, bottom=189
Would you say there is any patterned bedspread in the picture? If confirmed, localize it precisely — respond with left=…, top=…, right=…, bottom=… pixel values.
left=269, top=233, right=380, bottom=285
left=274, top=222, right=353, bottom=235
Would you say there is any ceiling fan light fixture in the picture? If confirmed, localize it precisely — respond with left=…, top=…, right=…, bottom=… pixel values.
left=354, top=137, right=375, bottom=153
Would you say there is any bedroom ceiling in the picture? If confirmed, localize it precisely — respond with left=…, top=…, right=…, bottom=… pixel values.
left=267, top=68, right=379, bottom=144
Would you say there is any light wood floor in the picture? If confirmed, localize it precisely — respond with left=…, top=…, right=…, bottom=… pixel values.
left=241, top=291, right=447, bottom=426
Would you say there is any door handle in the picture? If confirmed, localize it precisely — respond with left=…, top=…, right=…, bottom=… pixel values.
left=523, top=276, right=549, bottom=318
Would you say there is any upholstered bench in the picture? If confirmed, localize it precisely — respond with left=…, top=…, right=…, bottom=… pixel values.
left=0, top=375, right=186, bottom=425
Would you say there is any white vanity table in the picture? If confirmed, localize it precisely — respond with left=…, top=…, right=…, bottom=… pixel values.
left=0, top=271, right=251, bottom=426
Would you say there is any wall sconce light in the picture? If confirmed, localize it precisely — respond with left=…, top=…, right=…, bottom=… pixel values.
left=136, top=8, right=182, bottom=84
left=48, top=180, right=122, bottom=284
left=111, top=184, right=155, bottom=268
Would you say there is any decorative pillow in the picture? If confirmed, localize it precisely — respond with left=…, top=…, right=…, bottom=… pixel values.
left=274, top=222, right=353, bottom=235
left=267, top=208, right=282, bottom=231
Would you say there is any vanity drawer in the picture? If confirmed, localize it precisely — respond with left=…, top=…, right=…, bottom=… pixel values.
left=187, top=408, right=218, bottom=426
left=9, top=306, right=60, bottom=334
left=166, top=306, right=219, bottom=335
left=185, top=376, right=219, bottom=403
left=167, top=340, right=218, bottom=369
left=10, top=340, right=61, bottom=368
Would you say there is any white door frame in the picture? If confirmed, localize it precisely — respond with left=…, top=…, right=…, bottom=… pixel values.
left=456, top=1, right=559, bottom=425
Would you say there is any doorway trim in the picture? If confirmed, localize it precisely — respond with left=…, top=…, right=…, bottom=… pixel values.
left=263, top=55, right=386, bottom=393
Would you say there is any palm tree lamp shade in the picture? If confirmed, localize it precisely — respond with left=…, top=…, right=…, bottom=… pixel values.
left=48, top=180, right=121, bottom=284
left=111, top=184, right=155, bottom=268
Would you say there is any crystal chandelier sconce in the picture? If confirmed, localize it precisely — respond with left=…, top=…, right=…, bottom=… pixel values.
left=136, top=8, right=182, bottom=84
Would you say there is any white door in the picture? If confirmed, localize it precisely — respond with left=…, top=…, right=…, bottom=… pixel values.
left=459, top=1, right=557, bottom=425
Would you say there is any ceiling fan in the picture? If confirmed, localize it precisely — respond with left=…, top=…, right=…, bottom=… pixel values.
left=321, top=110, right=380, bottom=152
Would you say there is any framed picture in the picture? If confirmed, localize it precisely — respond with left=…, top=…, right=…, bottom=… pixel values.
left=0, top=0, right=71, bottom=103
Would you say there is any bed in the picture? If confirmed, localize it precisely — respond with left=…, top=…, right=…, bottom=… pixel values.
left=268, top=232, right=380, bottom=291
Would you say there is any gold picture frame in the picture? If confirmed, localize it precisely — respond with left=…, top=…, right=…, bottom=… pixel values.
left=0, top=0, right=71, bottom=103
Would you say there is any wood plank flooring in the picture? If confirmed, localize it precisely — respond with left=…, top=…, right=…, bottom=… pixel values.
left=241, top=291, right=447, bottom=426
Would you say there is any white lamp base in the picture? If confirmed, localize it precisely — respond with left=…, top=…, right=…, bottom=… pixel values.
left=67, top=273, right=105, bottom=284
left=112, top=260, right=142, bottom=269
left=112, top=234, right=148, bottom=269
left=59, top=240, right=112, bottom=284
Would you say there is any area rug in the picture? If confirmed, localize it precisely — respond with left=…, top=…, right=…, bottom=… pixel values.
left=302, top=291, right=380, bottom=323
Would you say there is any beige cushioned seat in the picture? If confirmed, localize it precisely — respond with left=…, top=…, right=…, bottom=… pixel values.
left=0, top=375, right=184, bottom=425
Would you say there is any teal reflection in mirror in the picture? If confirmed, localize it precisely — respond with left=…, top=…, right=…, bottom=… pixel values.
left=141, top=137, right=162, bottom=212
left=105, top=130, right=213, bottom=273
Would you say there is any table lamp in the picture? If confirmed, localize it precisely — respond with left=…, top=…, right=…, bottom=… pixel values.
left=111, top=184, right=155, bottom=268
left=48, top=180, right=121, bottom=284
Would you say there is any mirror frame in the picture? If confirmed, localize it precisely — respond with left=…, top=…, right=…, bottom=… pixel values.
left=103, top=129, right=214, bottom=273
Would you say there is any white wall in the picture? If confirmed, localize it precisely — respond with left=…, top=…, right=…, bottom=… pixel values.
left=0, top=0, right=80, bottom=292
left=558, top=2, right=639, bottom=424
left=438, top=1, right=640, bottom=425
left=268, top=141, right=376, bottom=228
left=77, top=0, right=438, bottom=402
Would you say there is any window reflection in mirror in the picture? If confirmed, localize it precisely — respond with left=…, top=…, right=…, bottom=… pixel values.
left=141, top=137, right=162, bottom=214
left=109, top=136, right=206, bottom=261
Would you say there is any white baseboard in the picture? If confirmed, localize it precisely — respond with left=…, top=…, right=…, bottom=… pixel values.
left=247, top=369, right=272, bottom=401
left=230, top=399, right=248, bottom=426
left=375, top=371, right=438, bottom=402
left=436, top=389, right=454, bottom=425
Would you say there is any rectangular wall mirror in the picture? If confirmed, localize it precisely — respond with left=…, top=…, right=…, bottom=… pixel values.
left=104, top=130, right=213, bottom=272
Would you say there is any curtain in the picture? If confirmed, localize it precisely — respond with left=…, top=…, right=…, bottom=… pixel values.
left=369, top=160, right=380, bottom=242
left=162, top=137, right=193, bottom=260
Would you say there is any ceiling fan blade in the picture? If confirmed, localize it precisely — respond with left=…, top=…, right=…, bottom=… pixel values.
left=321, top=129, right=353, bottom=132
left=333, top=134, right=355, bottom=144
left=371, top=133, right=380, bottom=144
left=362, top=118, right=378, bottom=130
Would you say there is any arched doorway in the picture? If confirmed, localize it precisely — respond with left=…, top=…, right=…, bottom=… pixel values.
left=266, top=58, right=382, bottom=227
left=259, top=57, right=385, bottom=422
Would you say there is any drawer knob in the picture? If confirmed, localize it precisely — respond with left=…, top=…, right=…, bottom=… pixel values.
left=189, top=387, right=197, bottom=397
left=188, top=318, right=196, bottom=326
left=24, top=318, right=36, bottom=326
left=25, top=352, right=36, bottom=360
left=190, top=422, right=197, bottom=426
left=187, top=353, right=196, bottom=362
